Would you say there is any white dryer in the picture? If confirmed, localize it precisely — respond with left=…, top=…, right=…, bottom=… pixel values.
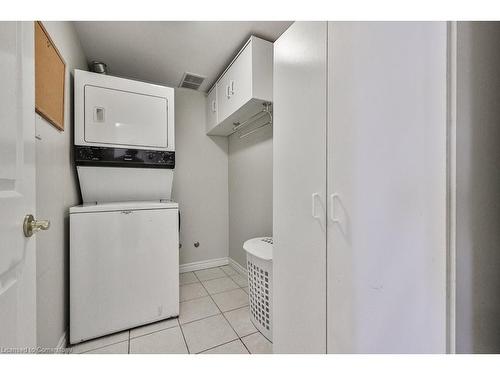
left=73, top=69, right=175, bottom=203
left=69, top=70, right=179, bottom=344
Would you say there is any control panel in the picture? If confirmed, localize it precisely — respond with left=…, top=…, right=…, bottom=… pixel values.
left=75, top=146, right=175, bottom=169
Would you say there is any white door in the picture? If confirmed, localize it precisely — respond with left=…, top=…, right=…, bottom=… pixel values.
left=327, top=22, right=448, bottom=353
left=273, top=21, right=328, bottom=353
left=0, top=22, right=37, bottom=349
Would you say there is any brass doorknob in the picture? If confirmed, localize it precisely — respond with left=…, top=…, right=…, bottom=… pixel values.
left=23, top=214, right=50, bottom=237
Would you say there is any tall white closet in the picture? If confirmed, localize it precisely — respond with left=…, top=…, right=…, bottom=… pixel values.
left=273, top=21, right=448, bottom=353
left=273, top=22, right=328, bottom=354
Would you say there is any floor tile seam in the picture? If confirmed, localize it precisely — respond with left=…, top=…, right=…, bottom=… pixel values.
left=209, top=286, right=247, bottom=298
left=196, top=338, right=248, bottom=354
left=240, top=331, right=273, bottom=344
left=181, top=292, right=210, bottom=303
left=205, top=284, right=241, bottom=296
left=78, top=338, right=129, bottom=354
left=197, top=277, right=243, bottom=344
left=201, top=280, right=245, bottom=345
left=178, top=319, right=191, bottom=354
left=129, top=322, right=180, bottom=341
left=179, top=311, right=221, bottom=326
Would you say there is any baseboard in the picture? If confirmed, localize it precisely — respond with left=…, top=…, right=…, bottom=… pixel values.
left=228, top=257, right=247, bottom=275
left=56, top=329, right=68, bottom=349
left=179, top=256, right=248, bottom=275
left=179, top=257, right=229, bottom=273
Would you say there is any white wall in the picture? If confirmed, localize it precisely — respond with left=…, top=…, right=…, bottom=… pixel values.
left=228, top=122, right=273, bottom=268
left=173, top=88, right=272, bottom=269
left=172, top=88, right=229, bottom=265
left=456, top=22, right=500, bottom=353
left=35, top=21, right=87, bottom=347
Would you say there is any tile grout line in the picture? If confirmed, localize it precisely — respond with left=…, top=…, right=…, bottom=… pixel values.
left=178, top=320, right=191, bottom=354
left=239, top=337, right=252, bottom=354
left=181, top=281, right=242, bottom=303
left=193, top=266, right=248, bottom=354
left=197, top=338, right=248, bottom=354
left=181, top=290, right=246, bottom=305
left=183, top=266, right=247, bottom=287
left=179, top=270, right=248, bottom=326
left=178, top=272, right=199, bottom=354
left=229, top=264, right=253, bottom=354
left=218, top=265, right=253, bottom=353
left=72, top=329, right=131, bottom=353
left=218, top=266, right=258, bottom=353
left=187, top=270, right=228, bottom=353
left=79, top=338, right=129, bottom=354
left=180, top=311, right=221, bottom=326
left=240, top=330, right=273, bottom=344
left=182, top=266, right=236, bottom=286
left=238, top=331, right=273, bottom=354
left=179, top=271, right=222, bottom=326
left=182, top=270, right=223, bottom=354
left=194, top=267, right=229, bottom=281
left=207, top=272, right=250, bottom=343
left=179, top=301, right=250, bottom=327
left=207, top=285, right=249, bottom=298
left=128, top=320, right=180, bottom=341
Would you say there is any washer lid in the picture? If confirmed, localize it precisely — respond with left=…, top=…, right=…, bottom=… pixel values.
left=70, top=200, right=178, bottom=214
left=243, top=237, right=273, bottom=261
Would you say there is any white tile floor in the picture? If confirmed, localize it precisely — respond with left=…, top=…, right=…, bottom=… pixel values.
left=69, top=265, right=272, bottom=354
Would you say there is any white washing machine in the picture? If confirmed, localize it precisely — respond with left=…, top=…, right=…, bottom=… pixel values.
left=70, top=201, right=179, bottom=343
left=69, top=70, right=179, bottom=344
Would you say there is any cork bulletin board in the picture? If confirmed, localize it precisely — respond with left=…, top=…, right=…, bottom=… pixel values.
left=35, top=21, right=66, bottom=131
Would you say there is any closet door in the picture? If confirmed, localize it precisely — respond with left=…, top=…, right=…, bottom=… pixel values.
left=273, top=21, right=327, bottom=353
left=327, top=22, right=448, bottom=353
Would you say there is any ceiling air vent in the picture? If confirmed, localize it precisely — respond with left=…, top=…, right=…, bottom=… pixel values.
left=179, top=72, right=205, bottom=90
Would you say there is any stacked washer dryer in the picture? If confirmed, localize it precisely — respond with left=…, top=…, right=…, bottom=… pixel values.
left=69, top=70, right=179, bottom=344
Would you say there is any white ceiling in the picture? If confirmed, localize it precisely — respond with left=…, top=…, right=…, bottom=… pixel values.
left=73, top=21, right=293, bottom=92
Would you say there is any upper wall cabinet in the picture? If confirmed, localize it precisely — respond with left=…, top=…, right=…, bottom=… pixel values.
left=206, top=36, right=273, bottom=136
left=206, top=85, right=218, bottom=133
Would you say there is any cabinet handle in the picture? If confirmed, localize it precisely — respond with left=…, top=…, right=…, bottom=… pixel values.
left=230, top=80, right=235, bottom=95
left=312, top=193, right=321, bottom=219
left=330, top=193, right=340, bottom=223
left=211, top=99, right=216, bottom=113
left=226, top=85, right=231, bottom=99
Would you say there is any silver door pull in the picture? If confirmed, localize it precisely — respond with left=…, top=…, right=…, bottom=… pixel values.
left=23, top=214, right=50, bottom=237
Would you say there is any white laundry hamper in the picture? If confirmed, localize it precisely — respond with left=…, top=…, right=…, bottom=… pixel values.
left=243, top=237, right=273, bottom=342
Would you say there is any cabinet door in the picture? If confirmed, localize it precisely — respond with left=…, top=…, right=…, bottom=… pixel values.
left=216, top=71, right=231, bottom=123
left=327, top=22, right=447, bottom=353
left=205, top=86, right=218, bottom=133
left=216, top=41, right=253, bottom=123
left=226, top=41, right=252, bottom=115
left=273, top=21, right=328, bottom=353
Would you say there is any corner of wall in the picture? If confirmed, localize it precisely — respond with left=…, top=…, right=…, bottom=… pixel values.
left=35, top=21, right=88, bottom=348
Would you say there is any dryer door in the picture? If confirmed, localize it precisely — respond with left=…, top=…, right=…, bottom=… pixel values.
left=84, top=85, right=169, bottom=149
